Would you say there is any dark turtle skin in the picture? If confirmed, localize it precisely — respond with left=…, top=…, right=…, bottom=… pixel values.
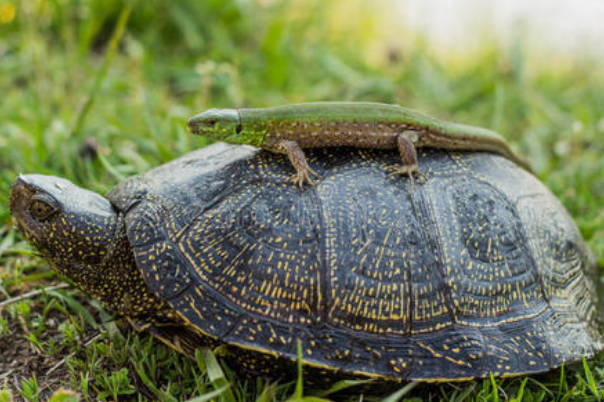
left=9, top=143, right=603, bottom=382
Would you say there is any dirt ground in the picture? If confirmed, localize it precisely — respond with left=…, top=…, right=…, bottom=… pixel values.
left=1, top=312, right=75, bottom=399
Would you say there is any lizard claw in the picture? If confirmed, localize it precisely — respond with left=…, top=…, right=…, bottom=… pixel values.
left=277, top=139, right=320, bottom=188
left=387, top=164, right=427, bottom=194
left=291, top=170, right=316, bottom=189
left=415, top=171, right=427, bottom=184
left=308, top=166, right=320, bottom=178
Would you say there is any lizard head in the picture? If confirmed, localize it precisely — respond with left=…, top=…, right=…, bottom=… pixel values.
left=188, top=109, right=243, bottom=142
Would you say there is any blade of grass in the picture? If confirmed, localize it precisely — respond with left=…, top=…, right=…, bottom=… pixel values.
left=0, top=284, right=70, bottom=309
left=68, top=2, right=133, bottom=138
left=509, top=378, right=528, bottom=402
left=582, top=357, right=601, bottom=401
left=46, top=289, right=98, bottom=328
left=202, top=349, right=237, bottom=402
left=490, top=373, right=499, bottom=402
left=378, top=381, right=419, bottom=402
left=46, top=332, right=102, bottom=376
left=184, top=385, right=231, bottom=402
left=285, top=341, right=332, bottom=402
left=312, top=379, right=373, bottom=398
left=556, top=364, right=567, bottom=402
left=0, top=229, right=15, bottom=260
left=294, top=339, right=304, bottom=400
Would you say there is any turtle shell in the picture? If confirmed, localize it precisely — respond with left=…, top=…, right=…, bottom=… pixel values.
left=107, top=143, right=603, bottom=381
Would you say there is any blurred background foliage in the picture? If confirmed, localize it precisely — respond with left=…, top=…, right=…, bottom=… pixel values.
left=0, top=0, right=604, bottom=398
left=0, top=0, right=602, bottom=267
left=1, top=0, right=603, bottom=260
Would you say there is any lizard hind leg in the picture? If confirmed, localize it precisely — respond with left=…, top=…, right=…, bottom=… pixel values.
left=387, top=131, right=427, bottom=193
left=274, top=139, right=319, bottom=188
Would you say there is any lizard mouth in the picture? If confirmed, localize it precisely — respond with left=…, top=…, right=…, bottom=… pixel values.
left=187, top=109, right=241, bottom=136
left=187, top=110, right=218, bottom=134
left=186, top=116, right=203, bottom=133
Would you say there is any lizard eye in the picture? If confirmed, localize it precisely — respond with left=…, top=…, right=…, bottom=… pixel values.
left=29, top=196, right=58, bottom=221
left=206, top=119, right=218, bottom=127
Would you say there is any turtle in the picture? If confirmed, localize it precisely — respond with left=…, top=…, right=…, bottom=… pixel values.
left=9, top=142, right=604, bottom=383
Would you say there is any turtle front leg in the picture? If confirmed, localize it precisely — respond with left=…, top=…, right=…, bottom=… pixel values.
left=273, top=139, right=319, bottom=188
left=388, top=131, right=427, bottom=193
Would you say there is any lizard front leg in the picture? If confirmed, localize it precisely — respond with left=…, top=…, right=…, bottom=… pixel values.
left=273, top=139, right=319, bottom=188
left=388, top=131, right=426, bottom=193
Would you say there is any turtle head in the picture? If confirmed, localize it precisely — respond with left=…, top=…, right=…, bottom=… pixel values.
left=10, top=174, right=168, bottom=317
left=188, top=109, right=260, bottom=146
left=10, top=174, right=120, bottom=280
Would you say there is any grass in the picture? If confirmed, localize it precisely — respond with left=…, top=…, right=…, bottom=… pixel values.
left=0, top=0, right=603, bottom=400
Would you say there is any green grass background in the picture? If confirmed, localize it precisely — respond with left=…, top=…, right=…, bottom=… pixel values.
left=0, top=0, right=603, bottom=400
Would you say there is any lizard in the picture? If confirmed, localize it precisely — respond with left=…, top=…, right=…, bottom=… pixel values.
left=187, top=101, right=530, bottom=189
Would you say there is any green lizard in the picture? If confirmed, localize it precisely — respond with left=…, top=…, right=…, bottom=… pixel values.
left=187, top=102, right=529, bottom=189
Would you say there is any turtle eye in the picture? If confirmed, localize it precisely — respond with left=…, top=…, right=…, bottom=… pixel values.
left=29, top=197, right=57, bottom=221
